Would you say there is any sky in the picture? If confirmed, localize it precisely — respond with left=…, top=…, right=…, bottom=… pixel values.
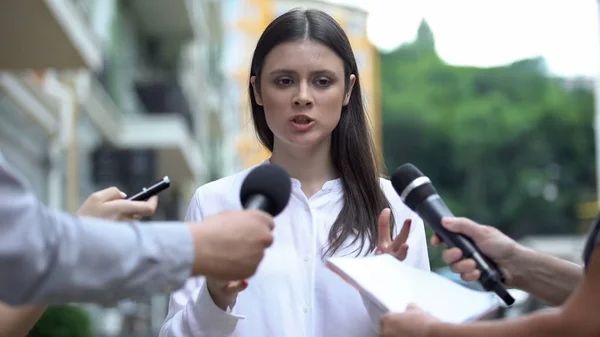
left=326, top=0, right=600, bottom=78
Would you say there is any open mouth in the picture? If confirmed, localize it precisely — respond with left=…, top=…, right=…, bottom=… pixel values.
left=291, top=115, right=314, bottom=125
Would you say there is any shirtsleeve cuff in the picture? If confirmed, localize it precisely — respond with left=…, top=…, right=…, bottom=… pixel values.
left=191, top=281, right=245, bottom=335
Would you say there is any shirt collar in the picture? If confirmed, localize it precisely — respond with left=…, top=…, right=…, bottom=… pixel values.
left=260, top=158, right=343, bottom=192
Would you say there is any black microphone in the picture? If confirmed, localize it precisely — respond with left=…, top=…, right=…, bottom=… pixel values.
left=239, top=164, right=292, bottom=217
left=391, top=163, right=515, bottom=306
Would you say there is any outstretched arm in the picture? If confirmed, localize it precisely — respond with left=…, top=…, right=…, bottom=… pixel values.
left=431, top=217, right=582, bottom=306
left=379, top=248, right=600, bottom=337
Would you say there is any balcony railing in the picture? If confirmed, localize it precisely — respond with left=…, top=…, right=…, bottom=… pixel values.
left=92, top=146, right=156, bottom=191
left=134, top=79, right=194, bottom=134
left=68, top=0, right=94, bottom=23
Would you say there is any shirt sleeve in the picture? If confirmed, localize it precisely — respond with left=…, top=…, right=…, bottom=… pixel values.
left=159, top=191, right=244, bottom=337
left=0, top=153, right=195, bottom=305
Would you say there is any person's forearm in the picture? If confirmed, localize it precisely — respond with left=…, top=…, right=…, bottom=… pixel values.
left=1, top=152, right=196, bottom=305
left=1, top=206, right=194, bottom=305
left=428, top=307, right=570, bottom=337
left=23, top=214, right=194, bottom=304
left=0, top=303, right=47, bottom=337
left=507, top=246, right=583, bottom=306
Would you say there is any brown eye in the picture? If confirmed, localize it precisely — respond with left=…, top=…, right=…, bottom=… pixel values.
left=275, top=77, right=293, bottom=86
left=315, top=77, right=331, bottom=87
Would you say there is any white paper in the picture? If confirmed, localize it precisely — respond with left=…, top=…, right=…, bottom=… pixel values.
left=326, top=254, right=500, bottom=324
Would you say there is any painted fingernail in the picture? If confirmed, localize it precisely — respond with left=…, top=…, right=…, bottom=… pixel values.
left=241, top=279, right=248, bottom=288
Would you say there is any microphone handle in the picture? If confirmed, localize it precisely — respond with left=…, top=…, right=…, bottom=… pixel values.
left=416, top=195, right=515, bottom=306
left=243, top=194, right=269, bottom=212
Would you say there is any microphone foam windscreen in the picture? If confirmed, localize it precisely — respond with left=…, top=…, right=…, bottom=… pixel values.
left=391, top=163, right=437, bottom=210
left=240, top=164, right=292, bottom=216
left=391, top=163, right=424, bottom=194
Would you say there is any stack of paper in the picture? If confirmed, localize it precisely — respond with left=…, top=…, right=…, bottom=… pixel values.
left=326, top=254, right=500, bottom=323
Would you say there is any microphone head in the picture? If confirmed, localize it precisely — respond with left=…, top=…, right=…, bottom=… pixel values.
left=240, top=164, right=292, bottom=217
left=391, top=163, right=438, bottom=210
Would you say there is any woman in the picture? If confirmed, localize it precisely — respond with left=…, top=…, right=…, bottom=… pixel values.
left=160, top=8, right=430, bottom=337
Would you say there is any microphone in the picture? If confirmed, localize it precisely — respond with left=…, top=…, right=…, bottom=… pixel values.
left=391, top=163, right=515, bottom=306
left=240, top=164, right=292, bottom=217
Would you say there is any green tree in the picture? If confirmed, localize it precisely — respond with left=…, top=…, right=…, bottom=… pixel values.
left=380, top=21, right=596, bottom=269
left=27, top=305, right=93, bottom=337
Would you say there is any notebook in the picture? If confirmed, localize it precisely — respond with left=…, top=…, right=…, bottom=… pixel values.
left=326, top=254, right=500, bottom=323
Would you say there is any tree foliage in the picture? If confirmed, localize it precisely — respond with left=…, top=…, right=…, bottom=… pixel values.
left=27, top=305, right=93, bottom=337
left=380, top=21, right=596, bottom=268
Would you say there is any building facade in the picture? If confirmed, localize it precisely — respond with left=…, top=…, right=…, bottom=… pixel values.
left=0, top=0, right=381, bottom=334
left=220, top=0, right=382, bottom=170
left=0, top=0, right=223, bottom=335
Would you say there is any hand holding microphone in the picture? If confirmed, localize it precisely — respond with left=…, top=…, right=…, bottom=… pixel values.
left=431, top=217, right=520, bottom=287
left=205, top=164, right=291, bottom=311
left=391, top=163, right=515, bottom=306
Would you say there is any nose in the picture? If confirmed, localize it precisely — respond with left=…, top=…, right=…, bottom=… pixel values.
left=293, top=82, right=313, bottom=107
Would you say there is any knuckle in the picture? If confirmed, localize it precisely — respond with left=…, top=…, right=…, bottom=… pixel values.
left=90, top=192, right=102, bottom=202
left=144, top=203, right=156, bottom=214
left=456, top=263, right=470, bottom=273
left=263, top=233, right=274, bottom=246
left=105, top=187, right=120, bottom=197
left=442, top=250, right=456, bottom=262
left=455, top=217, right=469, bottom=224
left=465, top=272, right=479, bottom=282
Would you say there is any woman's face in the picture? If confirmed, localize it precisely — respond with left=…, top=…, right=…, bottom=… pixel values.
left=251, top=39, right=355, bottom=150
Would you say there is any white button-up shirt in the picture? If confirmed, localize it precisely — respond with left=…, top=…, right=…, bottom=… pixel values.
left=160, top=164, right=430, bottom=337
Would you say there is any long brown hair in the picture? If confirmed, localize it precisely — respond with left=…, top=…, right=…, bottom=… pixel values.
left=248, top=8, right=394, bottom=256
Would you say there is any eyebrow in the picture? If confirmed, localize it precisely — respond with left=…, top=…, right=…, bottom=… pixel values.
left=267, top=68, right=338, bottom=77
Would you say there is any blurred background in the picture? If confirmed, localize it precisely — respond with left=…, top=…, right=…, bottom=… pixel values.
left=0, top=0, right=598, bottom=335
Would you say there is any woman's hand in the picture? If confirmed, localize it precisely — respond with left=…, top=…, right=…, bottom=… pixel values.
left=375, top=208, right=411, bottom=261
left=206, top=278, right=249, bottom=311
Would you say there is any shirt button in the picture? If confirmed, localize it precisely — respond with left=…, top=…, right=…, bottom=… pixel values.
left=304, top=256, right=309, bottom=261
left=303, top=307, right=309, bottom=313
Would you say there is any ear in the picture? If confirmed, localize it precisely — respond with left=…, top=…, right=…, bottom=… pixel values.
left=343, top=74, right=356, bottom=106
left=250, top=76, right=263, bottom=106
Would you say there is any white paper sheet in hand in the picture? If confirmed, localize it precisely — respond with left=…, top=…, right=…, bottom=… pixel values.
left=326, top=254, right=500, bottom=324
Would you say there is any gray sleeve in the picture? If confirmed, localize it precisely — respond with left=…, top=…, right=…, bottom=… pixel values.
left=0, top=153, right=195, bottom=305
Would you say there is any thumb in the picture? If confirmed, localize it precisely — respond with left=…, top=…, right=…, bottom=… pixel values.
left=222, top=280, right=248, bottom=295
left=377, top=208, right=392, bottom=249
left=92, top=187, right=126, bottom=202
left=441, top=217, right=485, bottom=241
left=405, top=303, right=420, bottom=311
